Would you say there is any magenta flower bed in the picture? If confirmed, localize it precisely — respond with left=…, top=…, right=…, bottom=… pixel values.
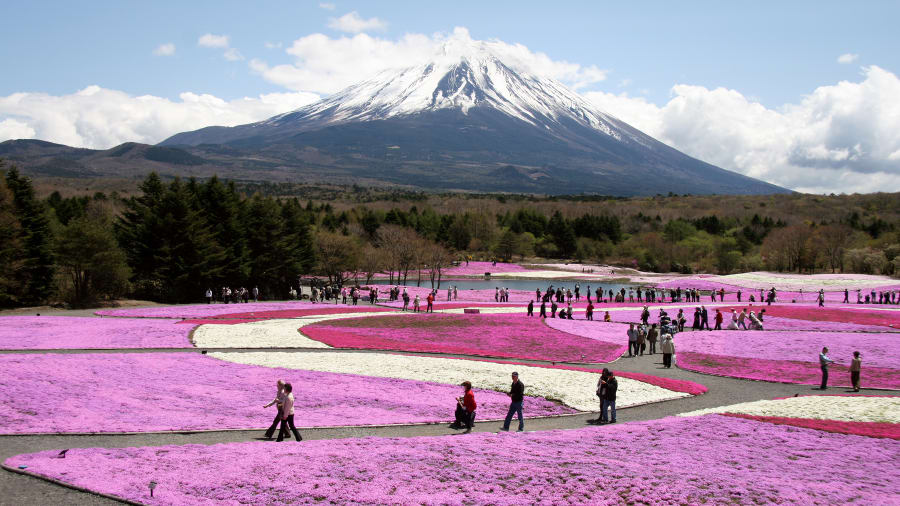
left=302, top=313, right=625, bottom=362
left=677, top=352, right=900, bottom=389
left=0, top=316, right=193, bottom=350
left=543, top=318, right=629, bottom=356
left=7, top=415, right=897, bottom=505
left=441, top=261, right=528, bottom=276
left=763, top=316, right=893, bottom=332
left=755, top=305, right=900, bottom=327
left=0, top=353, right=572, bottom=434
left=675, top=329, right=898, bottom=370
left=721, top=413, right=900, bottom=440
left=376, top=285, right=536, bottom=304
left=95, top=302, right=363, bottom=319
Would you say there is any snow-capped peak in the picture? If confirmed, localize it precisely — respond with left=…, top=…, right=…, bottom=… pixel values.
left=265, top=41, right=623, bottom=140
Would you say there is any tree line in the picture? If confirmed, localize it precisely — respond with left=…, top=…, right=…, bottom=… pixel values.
left=2, top=163, right=898, bottom=308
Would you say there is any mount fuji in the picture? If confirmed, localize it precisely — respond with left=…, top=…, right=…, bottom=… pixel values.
left=2, top=41, right=787, bottom=195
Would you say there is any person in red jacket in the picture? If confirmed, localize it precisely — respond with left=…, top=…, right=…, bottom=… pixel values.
left=714, top=309, right=724, bottom=330
left=426, top=292, right=435, bottom=313
left=452, top=381, right=477, bottom=433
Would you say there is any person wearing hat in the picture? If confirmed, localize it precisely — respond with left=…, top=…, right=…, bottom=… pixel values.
left=501, top=372, right=525, bottom=431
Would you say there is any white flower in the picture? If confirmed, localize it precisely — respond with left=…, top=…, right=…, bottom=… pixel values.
left=210, top=351, right=688, bottom=411
left=678, top=395, right=900, bottom=423
left=193, top=313, right=388, bottom=348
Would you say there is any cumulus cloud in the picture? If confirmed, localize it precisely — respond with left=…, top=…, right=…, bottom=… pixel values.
left=153, top=43, right=175, bottom=56
left=0, top=86, right=320, bottom=149
left=251, top=27, right=606, bottom=95
left=585, top=66, right=900, bottom=193
left=327, top=11, right=387, bottom=33
left=837, top=53, right=859, bottom=64
left=198, top=33, right=229, bottom=48
left=319, top=2, right=336, bottom=10
left=223, top=48, right=244, bottom=61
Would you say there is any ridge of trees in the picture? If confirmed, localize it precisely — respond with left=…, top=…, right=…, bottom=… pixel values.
left=2, top=162, right=899, bottom=308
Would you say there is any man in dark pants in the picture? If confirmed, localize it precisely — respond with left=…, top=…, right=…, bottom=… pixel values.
left=501, top=372, right=525, bottom=431
left=527, top=300, right=534, bottom=317
left=276, top=383, right=302, bottom=441
left=843, top=289, right=849, bottom=304
left=601, top=369, right=618, bottom=424
left=701, top=306, right=710, bottom=330
left=819, top=347, right=834, bottom=390
left=539, top=301, right=547, bottom=318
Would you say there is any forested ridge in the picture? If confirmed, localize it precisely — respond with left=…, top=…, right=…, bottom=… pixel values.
left=2, top=162, right=898, bottom=308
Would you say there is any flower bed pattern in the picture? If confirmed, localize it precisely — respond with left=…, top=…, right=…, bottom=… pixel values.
left=192, top=313, right=395, bottom=348
left=7, top=415, right=898, bottom=505
left=0, top=316, right=193, bottom=350
left=94, top=302, right=382, bottom=319
left=679, top=395, right=900, bottom=423
left=301, top=313, right=625, bottom=363
left=677, top=352, right=900, bottom=389
left=0, top=353, right=570, bottom=434
left=210, top=351, right=691, bottom=411
left=721, top=414, right=900, bottom=440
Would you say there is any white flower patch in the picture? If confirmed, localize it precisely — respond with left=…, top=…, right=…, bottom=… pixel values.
left=679, top=395, right=900, bottom=423
left=488, top=270, right=605, bottom=279
left=193, top=313, right=392, bottom=348
left=721, top=272, right=899, bottom=291
left=210, top=351, right=689, bottom=411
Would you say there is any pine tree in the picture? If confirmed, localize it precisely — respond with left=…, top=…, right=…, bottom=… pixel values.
left=198, top=177, right=249, bottom=286
left=4, top=165, right=55, bottom=305
left=0, top=174, right=23, bottom=307
left=116, top=173, right=168, bottom=299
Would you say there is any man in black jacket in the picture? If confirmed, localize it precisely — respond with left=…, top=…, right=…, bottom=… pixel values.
left=601, top=369, right=618, bottom=424
left=501, top=372, right=525, bottom=431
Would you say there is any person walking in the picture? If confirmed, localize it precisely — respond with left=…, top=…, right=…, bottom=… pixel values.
left=636, top=326, right=646, bottom=356
left=819, top=347, right=834, bottom=390
left=817, top=289, right=825, bottom=307
left=413, top=294, right=421, bottom=312
left=601, top=368, right=617, bottom=424
left=850, top=351, right=862, bottom=392
left=275, top=383, right=302, bottom=442
left=738, top=309, right=748, bottom=330
left=262, top=379, right=286, bottom=439
left=661, top=334, right=675, bottom=368
left=426, top=292, right=434, bottom=313
left=714, top=309, right=723, bottom=330
left=501, top=372, right=525, bottom=432
left=586, top=301, right=594, bottom=321
left=641, top=306, right=650, bottom=326
left=647, top=323, right=658, bottom=354
left=701, top=306, right=710, bottom=330
left=252, top=286, right=259, bottom=303
left=205, top=288, right=213, bottom=304
left=627, top=323, right=638, bottom=357
left=539, top=301, right=547, bottom=318
left=692, top=308, right=701, bottom=331
left=592, top=369, right=608, bottom=424
left=527, top=300, right=534, bottom=316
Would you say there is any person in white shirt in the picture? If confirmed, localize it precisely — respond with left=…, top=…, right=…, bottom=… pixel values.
left=262, top=380, right=285, bottom=439
left=205, top=288, right=213, bottom=304
left=276, top=383, right=302, bottom=442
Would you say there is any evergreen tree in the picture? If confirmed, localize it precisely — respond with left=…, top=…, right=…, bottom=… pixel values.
left=0, top=175, right=23, bottom=306
left=116, top=173, right=168, bottom=299
left=198, top=177, right=249, bottom=286
left=4, top=165, right=55, bottom=304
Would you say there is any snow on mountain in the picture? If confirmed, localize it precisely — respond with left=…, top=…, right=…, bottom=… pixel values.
left=261, top=38, right=626, bottom=141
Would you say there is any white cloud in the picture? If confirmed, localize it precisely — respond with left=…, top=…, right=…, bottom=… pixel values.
left=152, top=43, right=175, bottom=56
left=0, top=86, right=320, bottom=149
left=198, top=33, right=229, bottom=48
left=319, top=2, right=336, bottom=10
left=264, top=41, right=282, bottom=50
left=327, top=11, right=387, bottom=33
left=0, top=118, right=35, bottom=140
left=223, top=48, right=244, bottom=61
left=251, top=27, right=606, bottom=95
left=837, top=53, right=859, bottom=64
left=585, top=66, right=900, bottom=193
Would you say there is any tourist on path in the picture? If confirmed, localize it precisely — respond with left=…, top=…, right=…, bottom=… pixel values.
left=527, top=300, right=534, bottom=316
left=627, top=323, right=638, bottom=357
left=592, top=369, right=608, bottom=423
left=276, top=383, right=302, bottom=442
left=636, top=325, right=646, bottom=356
left=661, top=334, right=675, bottom=368
left=600, top=368, right=617, bottom=424
left=819, top=347, right=834, bottom=390
left=263, top=379, right=286, bottom=439
left=714, top=309, right=723, bottom=330
left=539, top=301, right=547, bottom=318
left=426, top=292, right=434, bottom=313
left=586, top=301, right=594, bottom=321
left=413, top=294, right=420, bottom=312
left=647, top=323, right=658, bottom=354
left=692, top=308, right=701, bottom=331
left=501, top=372, right=525, bottom=431
left=701, top=306, right=710, bottom=330
left=452, top=381, right=477, bottom=433
left=850, top=351, right=862, bottom=392
left=817, top=289, right=825, bottom=307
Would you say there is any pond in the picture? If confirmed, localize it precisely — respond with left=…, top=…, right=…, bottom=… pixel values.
left=371, top=278, right=637, bottom=293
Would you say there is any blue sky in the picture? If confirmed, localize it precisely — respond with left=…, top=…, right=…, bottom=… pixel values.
left=1, top=1, right=899, bottom=193
left=3, top=1, right=895, bottom=107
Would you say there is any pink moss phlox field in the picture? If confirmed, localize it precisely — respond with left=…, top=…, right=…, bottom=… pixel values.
left=302, top=313, right=625, bottom=362
left=755, top=305, right=900, bottom=327
left=675, top=329, right=899, bottom=370
left=677, top=352, right=900, bottom=389
left=721, top=413, right=900, bottom=440
left=376, top=285, right=535, bottom=304
left=7, top=415, right=898, bottom=505
left=441, top=261, right=528, bottom=276
left=542, top=317, right=629, bottom=356
left=0, top=353, right=573, bottom=434
left=94, top=302, right=374, bottom=319
left=0, top=316, right=193, bottom=350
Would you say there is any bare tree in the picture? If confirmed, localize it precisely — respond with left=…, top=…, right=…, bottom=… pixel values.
left=314, top=232, right=361, bottom=285
left=816, top=224, right=852, bottom=273
left=425, top=242, right=452, bottom=289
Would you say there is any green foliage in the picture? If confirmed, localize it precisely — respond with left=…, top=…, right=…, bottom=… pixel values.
left=4, top=165, right=55, bottom=305
left=55, top=206, right=130, bottom=307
